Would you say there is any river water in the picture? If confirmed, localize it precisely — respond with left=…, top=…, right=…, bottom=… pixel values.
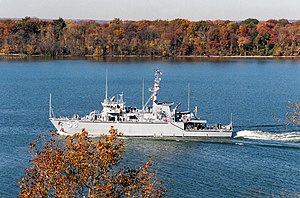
left=0, top=57, right=299, bottom=197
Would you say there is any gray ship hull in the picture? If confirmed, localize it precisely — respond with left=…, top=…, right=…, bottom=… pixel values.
left=50, top=118, right=232, bottom=138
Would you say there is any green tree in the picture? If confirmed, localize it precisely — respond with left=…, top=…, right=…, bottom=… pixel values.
left=278, top=19, right=289, bottom=26
left=52, top=17, right=66, bottom=39
left=242, top=18, right=259, bottom=28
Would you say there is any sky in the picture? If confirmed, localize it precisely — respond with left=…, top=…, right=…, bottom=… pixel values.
left=0, top=0, right=299, bottom=21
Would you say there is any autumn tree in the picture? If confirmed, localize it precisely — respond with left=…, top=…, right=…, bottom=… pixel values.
left=19, top=128, right=165, bottom=197
left=277, top=101, right=300, bottom=126
left=237, top=24, right=252, bottom=55
left=0, top=19, right=15, bottom=54
left=0, top=17, right=299, bottom=57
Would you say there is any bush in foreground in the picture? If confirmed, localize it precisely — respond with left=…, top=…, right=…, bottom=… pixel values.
left=19, top=127, right=165, bottom=197
left=273, top=101, right=300, bottom=126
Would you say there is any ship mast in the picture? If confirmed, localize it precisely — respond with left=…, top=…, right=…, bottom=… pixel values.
left=151, top=69, right=162, bottom=106
left=105, top=69, right=108, bottom=100
left=143, top=69, right=162, bottom=108
left=188, top=83, right=190, bottom=112
left=49, top=93, right=54, bottom=118
left=142, top=78, right=145, bottom=110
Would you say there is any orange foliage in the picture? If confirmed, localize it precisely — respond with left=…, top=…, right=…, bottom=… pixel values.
left=0, top=17, right=299, bottom=56
left=19, top=128, right=165, bottom=197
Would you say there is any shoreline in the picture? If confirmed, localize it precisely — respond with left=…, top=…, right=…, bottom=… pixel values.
left=0, top=53, right=299, bottom=59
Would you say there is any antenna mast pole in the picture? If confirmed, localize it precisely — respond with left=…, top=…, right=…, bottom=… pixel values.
left=188, top=83, right=190, bottom=112
left=105, top=69, right=108, bottom=99
left=142, top=78, right=145, bottom=110
left=49, top=93, right=54, bottom=118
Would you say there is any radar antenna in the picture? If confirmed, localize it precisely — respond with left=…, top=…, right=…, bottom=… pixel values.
left=143, top=69, right=162, bottom=109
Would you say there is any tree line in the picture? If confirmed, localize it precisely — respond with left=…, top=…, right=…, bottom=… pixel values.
left=0, top=17, right=299, bottom=57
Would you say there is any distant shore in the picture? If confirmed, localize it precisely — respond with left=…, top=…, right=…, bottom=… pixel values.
left=0, top=53, right=299, bottom=59
left=1, top=18, right=299, bottom=58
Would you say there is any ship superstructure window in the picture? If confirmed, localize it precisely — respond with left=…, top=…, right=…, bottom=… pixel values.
left=129, top=115, right=137, bottom=120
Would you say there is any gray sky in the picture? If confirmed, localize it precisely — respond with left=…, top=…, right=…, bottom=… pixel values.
left=0, top=0, right=299, bottom=21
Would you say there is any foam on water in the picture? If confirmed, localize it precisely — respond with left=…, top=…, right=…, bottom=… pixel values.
left=234, top=130, right=300, bottom=141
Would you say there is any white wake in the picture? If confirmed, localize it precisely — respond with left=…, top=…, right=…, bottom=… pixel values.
left=234, top=130, right=300, bottom=141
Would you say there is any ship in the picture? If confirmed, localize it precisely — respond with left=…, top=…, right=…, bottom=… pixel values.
left=49, top=69, right=233, bottom=138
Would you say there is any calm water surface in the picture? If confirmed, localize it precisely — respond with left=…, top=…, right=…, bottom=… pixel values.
left=0, top=57, right=300, bottom=197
